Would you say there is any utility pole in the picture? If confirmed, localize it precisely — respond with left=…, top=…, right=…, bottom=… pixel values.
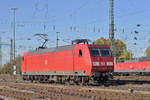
left=11, top=8, right=18, bottom=62
left=0, top=37, right=2, bottom=67
left=43, top=24, right=46, bottom=34
left=56, top=32, right=59, bottom=48
left=109, top=0, right=115, bottom=56
left=10, top=39, right=13, bottom=74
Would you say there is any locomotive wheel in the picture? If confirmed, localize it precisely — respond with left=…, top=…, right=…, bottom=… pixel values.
left=65, top=81, right=70, bottom=85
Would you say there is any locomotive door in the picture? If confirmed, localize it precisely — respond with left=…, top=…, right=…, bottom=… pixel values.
left=74, top=48, right=83, bottom=71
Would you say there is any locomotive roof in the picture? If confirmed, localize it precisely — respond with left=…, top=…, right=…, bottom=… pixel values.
left=118, top=57, right=150, bottom=63
left=88, top=44, right=110, bottom=47
left=28, top=45, right=75, bottom=55
left=27, top=44, right=110, bottom=55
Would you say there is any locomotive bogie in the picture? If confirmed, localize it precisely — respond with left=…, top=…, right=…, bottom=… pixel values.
left=22, top=73, right=111, bottom=85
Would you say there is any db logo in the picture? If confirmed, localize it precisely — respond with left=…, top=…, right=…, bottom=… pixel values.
left=45, top=60, right=48, bottom=65
left=129, top=65, right=133, bottom=69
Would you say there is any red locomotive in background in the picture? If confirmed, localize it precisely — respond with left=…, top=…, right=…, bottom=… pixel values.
left=21, top=39, right=114, bottom=84
left=115, top=58, right=150, bottom=75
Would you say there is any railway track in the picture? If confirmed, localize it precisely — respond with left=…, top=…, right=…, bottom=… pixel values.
left=0, top=81, right=150, bottom=100
left=0, top=75, right=150, bottom=100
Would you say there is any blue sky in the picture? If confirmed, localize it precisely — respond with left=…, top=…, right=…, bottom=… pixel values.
left=0, top=0, right=150, bottom=64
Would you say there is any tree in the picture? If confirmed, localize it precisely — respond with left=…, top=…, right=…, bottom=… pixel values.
left=115, top=39, right=126, bottom=58
left=0, top=56, right=22, bottom=74
left=94, top=37, right=109, bottom=45
left=145, top=46, right=150, bottom=57
left=94, top=37, right=131, bottom=59
left=0, top=63, right=10, bottom=74
left=120, top=50, right=132, bottom=59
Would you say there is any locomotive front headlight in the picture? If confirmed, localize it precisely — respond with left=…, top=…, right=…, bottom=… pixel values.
left=93, top=62, right=99, bottom=66
left=106, top=62, right=113, bottom=66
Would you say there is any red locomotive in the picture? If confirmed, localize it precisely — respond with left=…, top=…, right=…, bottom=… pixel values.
left=21, top=39, right=114, bottom=84
left=115, top=58, right=150, bottom=75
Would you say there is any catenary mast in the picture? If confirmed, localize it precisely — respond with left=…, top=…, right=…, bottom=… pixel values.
left=109, top=0, right=115, bottom=57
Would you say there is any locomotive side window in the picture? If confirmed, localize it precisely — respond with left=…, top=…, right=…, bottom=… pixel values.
left=22, top=57, right=24, bottom=61
left=79, top=50, right=82, bottom=57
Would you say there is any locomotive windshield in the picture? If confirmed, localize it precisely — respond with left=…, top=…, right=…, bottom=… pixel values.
left=89, top=48, right=111, bottom=57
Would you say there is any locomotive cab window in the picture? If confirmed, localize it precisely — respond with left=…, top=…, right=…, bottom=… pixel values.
left=79, top=50, right=82, bottom=57
left=100, top=48, right=111, bottom=57
left=89, top=48, right=111, bottom=57
left=89, top=48, right=100, bottom=57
